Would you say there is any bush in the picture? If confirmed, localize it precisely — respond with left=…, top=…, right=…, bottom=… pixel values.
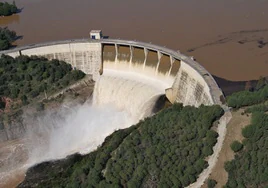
left=202, top=146, right=213, bottom=156
left=242, top=125, right=255, bottom=138
left=230, top=141, right=243, bottom=152
left=207, top=179, right=217, bottom=188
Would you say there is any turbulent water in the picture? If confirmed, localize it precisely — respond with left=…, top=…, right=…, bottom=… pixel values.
left=0, top=71, right=165, bottom=187
left=94, top=70, right=166, bottom=119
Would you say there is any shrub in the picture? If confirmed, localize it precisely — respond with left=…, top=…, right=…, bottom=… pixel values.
left=207, top=179, right=217, bottom=188
left=230, top=141, right=243, bottom=152
left=242, top=125, right=255, bottom=138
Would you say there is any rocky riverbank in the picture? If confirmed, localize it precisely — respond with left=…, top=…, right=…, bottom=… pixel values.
left=0, top=76, right=95, bottom=188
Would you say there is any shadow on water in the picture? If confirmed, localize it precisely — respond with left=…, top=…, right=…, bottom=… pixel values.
left=16, top=7, right=24, bottom=14
left=213, top=75, right=258, bottom=96
left=15, top=35, right=23, bottom=41
left=8, top=35, right=24, bottom=49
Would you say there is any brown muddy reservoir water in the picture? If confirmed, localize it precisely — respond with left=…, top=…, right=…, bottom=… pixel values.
left=1, top=0, right=268, bottom=80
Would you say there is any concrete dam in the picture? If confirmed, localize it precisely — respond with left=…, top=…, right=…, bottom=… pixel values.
left=0, top=39, right=230, bottom=188
left=1, top=39, right=225, bottom=107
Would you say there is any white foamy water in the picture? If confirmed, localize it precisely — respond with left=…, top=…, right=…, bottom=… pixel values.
left=26, top=70, right=165, bottom=162
left=26, top=104, right=136, bottom=164
left=103, top=60, right=175, bottom=88
left=93, top=69, right=166, bottom=119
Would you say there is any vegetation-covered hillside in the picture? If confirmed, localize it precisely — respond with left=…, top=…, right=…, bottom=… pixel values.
left=225, top=111, right=268, bottom=188
left=0, top=27, right=17, bottom=50
left=226, top=77, right=268, bottom=108
left=0, top=1, right=18, bottom=16
left=0, top=54, right=85, bottom=111
left=19, top=104, right=224, bottom=188
left=224, top=80, right=268, bottom=188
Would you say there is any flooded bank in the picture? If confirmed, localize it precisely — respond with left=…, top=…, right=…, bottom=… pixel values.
left=0, top=0, right=268, bottom=80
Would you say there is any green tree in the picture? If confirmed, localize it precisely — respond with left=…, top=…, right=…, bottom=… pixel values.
left=242, top=125, right=255, bottom=138
left=207, top=179, right=217, bottom=188
left=230, top=141, right=243, bottom=152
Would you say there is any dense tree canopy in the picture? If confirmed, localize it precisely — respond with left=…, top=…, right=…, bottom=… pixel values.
left=225, top=84, right=268, bottom=187
left=227, top=84, right=268, bottom=108
left=0, top=55, right=85, bottom=106
left=0, top=27, right=17, bottom=50
left=0, top=1, right=18, bottom=16
left=19, top=104, right=224, bottom=188
left=245, top=103, right=268, bottom=114
left=225, top=112, right=268, bottom=188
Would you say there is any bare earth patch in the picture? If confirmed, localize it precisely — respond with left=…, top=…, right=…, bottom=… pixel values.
left=202, top=109, right=251, bottom=188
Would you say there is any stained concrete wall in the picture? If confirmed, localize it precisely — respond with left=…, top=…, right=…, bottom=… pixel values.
left=172, top=61, right=213, bottom=106
left=5, top=42, right=102, bottom=81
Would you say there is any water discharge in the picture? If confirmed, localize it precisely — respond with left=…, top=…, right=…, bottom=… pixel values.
left=94, top=70, right=167, bottom=119
left=0, top=71, right=165, bottom=187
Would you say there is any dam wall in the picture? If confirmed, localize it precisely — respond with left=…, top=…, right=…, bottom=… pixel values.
left=3, top=42, right=102, bottom=81
left=0, top=39, right=225, bottom=107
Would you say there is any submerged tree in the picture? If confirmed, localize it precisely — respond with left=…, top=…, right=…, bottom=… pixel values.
left=0, top=1, right=18, bottom=16
left=0, top=27, right=17, bottom=50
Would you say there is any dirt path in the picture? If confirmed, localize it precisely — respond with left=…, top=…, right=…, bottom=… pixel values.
left=187, top=110, right=232, bottom=188
left=201, top=109, right=251, bottom=188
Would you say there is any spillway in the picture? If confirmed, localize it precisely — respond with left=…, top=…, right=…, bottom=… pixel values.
left=94, top=70, right=167, bottom=119
left=0, top=70, right=165, bottom=187
left=0, top=39, right=225, bottom=108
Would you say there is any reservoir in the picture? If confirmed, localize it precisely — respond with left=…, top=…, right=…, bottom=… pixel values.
left=0, top=0, right=268, bottom=80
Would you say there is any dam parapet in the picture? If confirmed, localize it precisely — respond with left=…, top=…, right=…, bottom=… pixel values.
left=0, top=38, right=225, bottom=107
